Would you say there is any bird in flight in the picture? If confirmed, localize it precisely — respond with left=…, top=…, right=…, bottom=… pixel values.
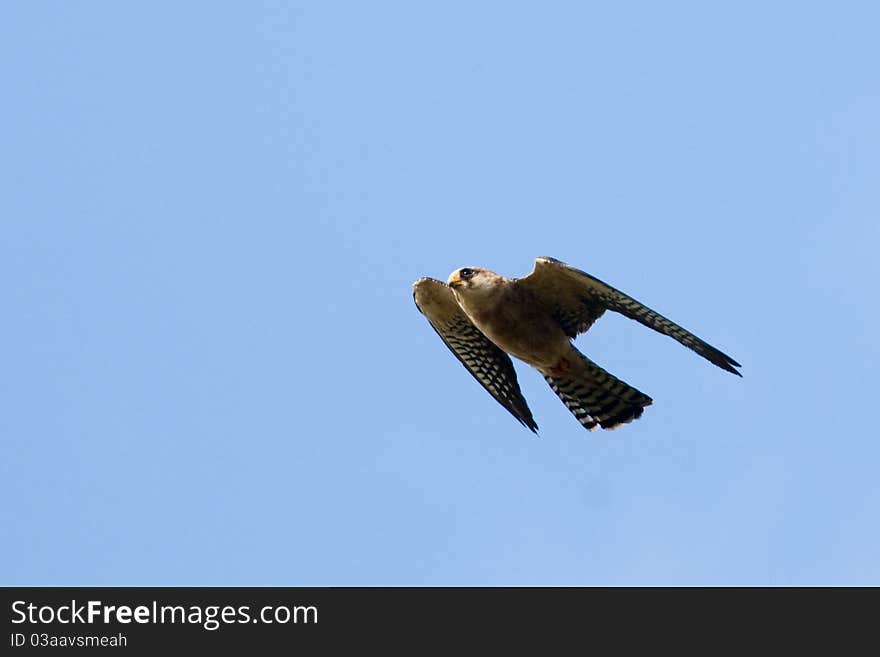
left=413, top=256, right=741, bottom=432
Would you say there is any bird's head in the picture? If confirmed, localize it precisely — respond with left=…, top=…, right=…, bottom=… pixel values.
left=447, top=267, right=501, bottom=298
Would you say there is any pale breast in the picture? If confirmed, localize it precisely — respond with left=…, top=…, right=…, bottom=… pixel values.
left=461, top=286, right=569, bottom=369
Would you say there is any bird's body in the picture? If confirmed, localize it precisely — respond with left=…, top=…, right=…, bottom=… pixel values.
left=413, top=257, right=741, bottom=432
left=452, top=276, right=569, bottom=370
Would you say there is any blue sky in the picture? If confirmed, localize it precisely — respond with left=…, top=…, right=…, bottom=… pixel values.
left=2, top=2, right=878, bottom=585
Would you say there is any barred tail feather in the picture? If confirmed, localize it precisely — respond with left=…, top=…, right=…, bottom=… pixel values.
left=543, top=351, right=653, bottom=431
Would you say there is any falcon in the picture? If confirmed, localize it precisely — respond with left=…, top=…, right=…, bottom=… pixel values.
left=413, top=256, right=741, bottom=432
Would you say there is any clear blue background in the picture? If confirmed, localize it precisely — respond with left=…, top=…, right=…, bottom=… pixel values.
left=3, top=2, right=878, bottom=585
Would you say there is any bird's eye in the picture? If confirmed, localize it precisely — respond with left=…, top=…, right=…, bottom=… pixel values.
left=459, top=268, right=474, bottom=280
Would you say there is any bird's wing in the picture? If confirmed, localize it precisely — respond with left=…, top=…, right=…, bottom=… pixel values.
left=413, top=277, right=538, bottom=432
left=516, top=256, right=742, bottom=376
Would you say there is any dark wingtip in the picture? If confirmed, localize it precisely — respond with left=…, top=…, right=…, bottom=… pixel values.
left=706, top=346, right=742, bottom=377
left=721, top=357, right=743, bottom=377
left=516, top=414, right=540, bottom=434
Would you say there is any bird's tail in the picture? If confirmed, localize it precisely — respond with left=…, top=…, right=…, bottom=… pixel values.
left=542, top=349, right=653, bottom=431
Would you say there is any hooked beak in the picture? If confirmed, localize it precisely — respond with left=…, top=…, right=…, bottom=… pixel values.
left=447, top=272, right=462, bottom=288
